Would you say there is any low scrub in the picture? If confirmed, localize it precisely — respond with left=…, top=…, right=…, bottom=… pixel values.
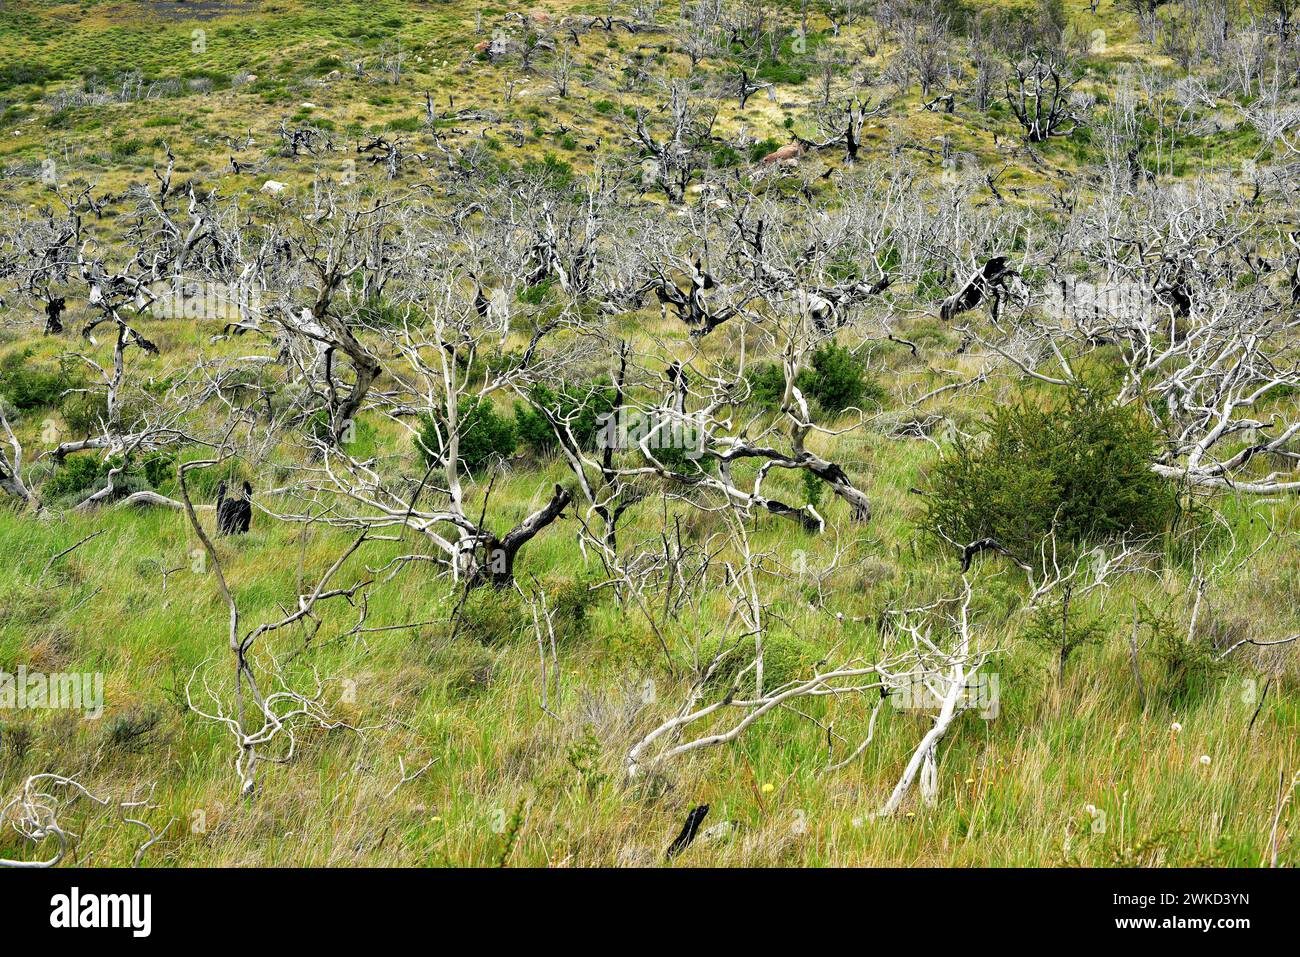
left=924, top=385, right=1176, bottom=565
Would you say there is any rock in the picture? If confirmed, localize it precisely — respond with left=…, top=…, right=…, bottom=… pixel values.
left=300, top=102, right=317, bottom=109
left=260, top=180, right=288, bottom=194
left=699, top=821, right=739, bottom=846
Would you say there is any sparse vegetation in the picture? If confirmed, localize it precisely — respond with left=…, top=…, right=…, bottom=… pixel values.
left=0, top=0, right=1296, bottom=876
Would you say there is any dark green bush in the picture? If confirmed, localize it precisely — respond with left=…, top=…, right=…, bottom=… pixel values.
left=516, top=278, right=554, bottom=305
left=1021, top=597, right=1109, bottom=675
left=41, top=451, right=170, bottom=503
left=799, top=344, right=882, bottom=413
left=801, top=469, right=824, bottom=509
left=417, top=398, right=517, bottom=474
left=386, top=115, right=424, bottom=133
left=747, top=346, right=883, bottom=414
left=710, top=144, right=742, bottom=168
left=547, top=570, right=603, bottom=641
left=513, top=380, right=618, bottom=455
left=355, top=295, right=408, bottom=328
left=1136, top=599, right=1224, bottom=704
left=453, top=587, right=527, bottom=644
left=748, top=137, right=783, bottom=163
left=519, top=152, right=573, bottom=189
left=109, top=137, right=145, bottom=161
left=746, top=362, right=787, bottom=410
left=0, top=351, right=79, bottom=411
left=140, top=452, right=176, bottom=492
left=756, top=61, right=808, bottom=85
left=176, top=455, right=248, bottom=500
left=650, top=439, right=716, bottom=474
left=42, top=455, right=106, bottom=500
left=924, top=385, right=1177, bottom=565
left=704, top=632, right=819, bottom=697
left=0, top=62, right=57, bottom=92
left=59, top=391, right=108, bottom=435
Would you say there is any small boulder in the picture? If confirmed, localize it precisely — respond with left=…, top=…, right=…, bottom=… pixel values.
left=699, top=821, right=739, bottom=846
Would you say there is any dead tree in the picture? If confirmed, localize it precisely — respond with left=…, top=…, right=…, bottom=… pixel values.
left=179, top=457, right=369, bottom=798
left=626, top=85, right=717, bottom=203
left=277, top=278, right=585, bottom=589
left=734, top=68, right=772, bottom=109
left=215, top=480, right=253, bottom=535
left=263, top=190, right=417, bottom=447
left=0, top=406, right=38, bottom=509
left=357, top=135, right=426, bottom=180
left=1005, top=57, right=1081, bottom=143
left=940, top=256, right=1017, bottom=322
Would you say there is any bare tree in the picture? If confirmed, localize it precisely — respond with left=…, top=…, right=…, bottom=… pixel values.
left=1005, top=56, right=1081, bottom=143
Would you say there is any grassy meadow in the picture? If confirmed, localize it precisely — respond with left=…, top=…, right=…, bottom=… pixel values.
left=0, top=0, right=1298, bottom=868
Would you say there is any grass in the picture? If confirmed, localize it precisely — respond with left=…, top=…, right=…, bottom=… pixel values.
left=0, top=0, right=1298, bottom=868
left=2, top=338, right=1297, bottom=866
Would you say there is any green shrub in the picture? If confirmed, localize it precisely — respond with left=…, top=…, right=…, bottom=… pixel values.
left=0, top=351, right=79, bottom=411
left=59, top=391, right=108, bottom=435
left=41, top=455, right=106, bottom=501
left=746, top=362, right=787, bottom=410
left=547, top=570, right=602, bottom=641
left=704, top=632, right=820, bottom=696
left=513, top=380, right=618, bottom=455
left=417, top=398, right=517, bottom=474
left=757, top=61, right=808, bottom=85
left=109, top=137, right=145, bottom=161
left=1021, top=597, right=1109, bottom=675
left=1137, top=600, right=1224, bottom=704
left=140, top=452, right=176, bottom=492
left=801, top=469, right=824, bottom=509
left=519, top=152, right=573, bottom=189
left=454, top=587, right=527, bottom=644
left=516, top=278, right=554, bottom=305
left=924, top=385, right=1177, bottom=566
left=798, top=344, right=882, bottom=413
left=651, top=440, right=715, bottom=474
left=747, top=346, right=882, bottom=414
left=748, top=137, right=782, bottom=163
left=0, top=62, right=56, bottom=92
left=41, top=451, right=169, bottom=504
left=710, top=143, right=742, bottom=168
left=177, top=455, right=247, bottom=501
left=355, top=295, right=408, bottom=328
